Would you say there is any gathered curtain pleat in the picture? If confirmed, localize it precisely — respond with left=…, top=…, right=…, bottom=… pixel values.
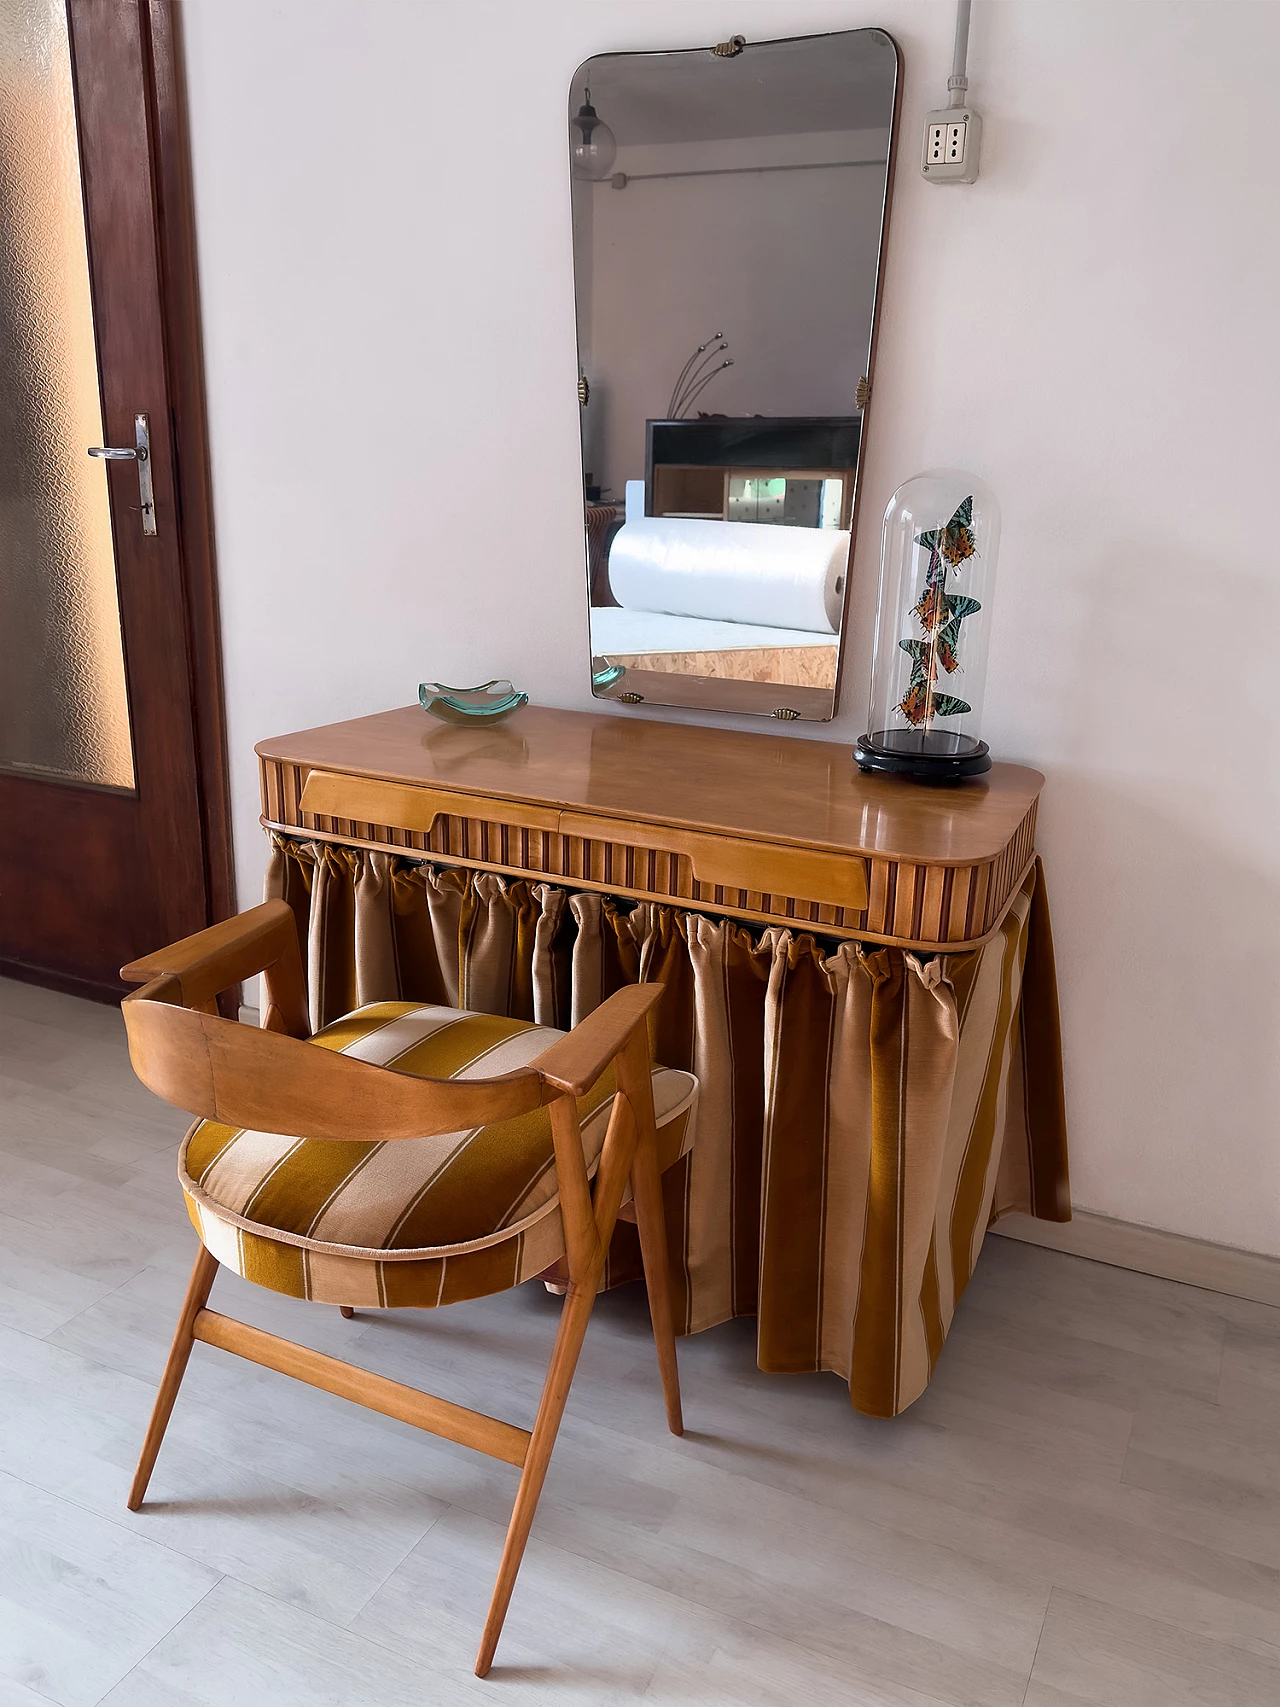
left=266, top=838, right=1068, bottom=1417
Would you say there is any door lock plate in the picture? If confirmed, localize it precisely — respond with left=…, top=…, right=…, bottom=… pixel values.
left=88, top=412, right=155, bottom=535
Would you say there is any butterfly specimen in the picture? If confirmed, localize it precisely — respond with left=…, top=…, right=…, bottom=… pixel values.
left=897, top=635, right=973, bottom=725
left=912, top=579, right=949, bottom=632
left=895, top=498, right=980, bottom=729
left=926, top=692, right=971, bottom=718
left=898, top=639, right=936, bottom=727
left=899, top=637, right=939, bottom=682
left=898, top=681, right=931, bottom=726
left=917, top=495, right=975, bottom=567
left=911, top=589, right=981, bottom=664
left=935, top=595, right=982, bottom=673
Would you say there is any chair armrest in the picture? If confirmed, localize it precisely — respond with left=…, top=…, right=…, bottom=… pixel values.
left=532, top=983, right=664, bottom=1098
left=120, top=900, right=309, bottom=1036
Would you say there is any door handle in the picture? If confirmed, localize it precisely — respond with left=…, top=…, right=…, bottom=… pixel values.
left=88, top=412, right=155, bottom=535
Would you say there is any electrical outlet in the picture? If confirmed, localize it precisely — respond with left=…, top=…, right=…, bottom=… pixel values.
left=921, top=106, right=982, bottom=184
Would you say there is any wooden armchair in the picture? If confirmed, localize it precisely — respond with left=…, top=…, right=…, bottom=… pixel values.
left=119, top=900, right=696, bottom=1677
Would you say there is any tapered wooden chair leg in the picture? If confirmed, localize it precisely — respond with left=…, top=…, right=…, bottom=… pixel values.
left=615, top=1025, right=684, bottom=1436
left=630, top=1126, right=683, bottom=1437
left=127, top=1243, right=219, bottom=1511
left=474, top=1280, right=597, bottom=1677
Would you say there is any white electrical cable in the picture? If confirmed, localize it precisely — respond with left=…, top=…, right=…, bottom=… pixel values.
left=948, top=0, right=971, bottom=105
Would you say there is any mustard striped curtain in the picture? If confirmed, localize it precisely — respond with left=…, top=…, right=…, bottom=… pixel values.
left=266, top=840, right=1068, bottom=1417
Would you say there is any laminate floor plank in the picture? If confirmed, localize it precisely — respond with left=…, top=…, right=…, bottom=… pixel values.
left=0, top=1323, right=448, bottom=1626
left=0, top=1470, right=219, bottom=1707
left=94, top=1576, right=474, bottom=1707
left=1218, top=1312, right=1280, bottom=1411
left=0, top=1206, right=145, bottom=1338
left=641, top=1623, right=962, bottom=1707
left=1022, top=1586, right=1280, bottom=1705
left=351, top=1503, right=970, bottom=1707
left=5, top=977, right=1280, bottom=1706
left=357, top=1437, right=1042, bottom=1705
left=0, top=1681, right=63, bottom=1705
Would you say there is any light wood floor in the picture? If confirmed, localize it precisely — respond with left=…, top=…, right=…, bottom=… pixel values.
left=2, top=975, right=1279, bottom=1706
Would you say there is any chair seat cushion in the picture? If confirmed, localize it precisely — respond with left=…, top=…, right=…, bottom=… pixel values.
left=179, top=1002, right=697, bottom=1308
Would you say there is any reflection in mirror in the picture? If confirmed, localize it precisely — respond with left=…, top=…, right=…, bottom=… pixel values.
left=570, top=29, right=898, bottom=721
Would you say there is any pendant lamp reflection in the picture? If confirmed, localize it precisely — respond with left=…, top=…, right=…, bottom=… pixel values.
left=855, top=470, right=1000, bottom=783
left=570, top=87, right=617, bottom=181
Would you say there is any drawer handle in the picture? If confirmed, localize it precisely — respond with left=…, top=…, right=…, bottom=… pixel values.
left=558, top=812, right=867, bottom=911
left=297, top=772, right=560, bottom=835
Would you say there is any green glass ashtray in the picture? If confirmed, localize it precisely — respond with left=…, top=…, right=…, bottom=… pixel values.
left=418, top=679, right=529, bottom=725
left=591, top=659, right=626, bottom=691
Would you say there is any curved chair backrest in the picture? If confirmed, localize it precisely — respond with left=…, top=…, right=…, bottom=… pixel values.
left=118, top=900, right=549, bottom=1142
left=122, top=988, right=547, bottom=1141
left=119, top=899, right=662, bottom=1149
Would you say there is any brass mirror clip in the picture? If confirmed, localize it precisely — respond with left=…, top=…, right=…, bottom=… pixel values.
left=713, top=36, right=746, bottom=57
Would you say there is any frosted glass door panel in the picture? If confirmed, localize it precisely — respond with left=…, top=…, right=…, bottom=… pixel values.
left=0, top=0, right=133, bottom=789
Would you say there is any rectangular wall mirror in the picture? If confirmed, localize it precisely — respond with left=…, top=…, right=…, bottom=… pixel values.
left=570, top=28, right=899, bottom=721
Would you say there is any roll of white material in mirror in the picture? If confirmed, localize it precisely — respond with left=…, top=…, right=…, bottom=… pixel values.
left=607, top=484, right=848, bottom=635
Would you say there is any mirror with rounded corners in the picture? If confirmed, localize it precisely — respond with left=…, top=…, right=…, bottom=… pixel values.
left=570, top=28, right=899, bottom=722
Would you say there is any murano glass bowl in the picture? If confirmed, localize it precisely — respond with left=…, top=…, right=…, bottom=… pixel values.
left=590, top=659, right=626, bottom=691
left=418, top=679, right=529, bottom=725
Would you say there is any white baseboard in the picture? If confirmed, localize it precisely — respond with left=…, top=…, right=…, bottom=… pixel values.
left=993, top=1211, right=1280, bottom=1309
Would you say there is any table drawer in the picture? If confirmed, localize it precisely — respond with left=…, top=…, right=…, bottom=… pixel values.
left=558, top=811, right=867, bottom=914
left=294, top=772, right=867, bottom=914
left=297, top=770, right=560, bottom=836
left=261, top=756, right=1036, bottom=949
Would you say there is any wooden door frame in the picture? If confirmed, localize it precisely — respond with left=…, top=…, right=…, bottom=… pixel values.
left=142, top=0, right=235, bottom=934
left=0, top=0, right=234, bottom=1004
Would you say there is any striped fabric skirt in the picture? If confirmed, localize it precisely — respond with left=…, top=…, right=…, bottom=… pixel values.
left=266, top=839, right=1069, bottom=1418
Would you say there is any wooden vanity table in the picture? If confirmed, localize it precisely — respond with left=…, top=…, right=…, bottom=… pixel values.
left=256, top=704, right=1068, bottom=1418
left=257, top=704, right=1041, bottom=954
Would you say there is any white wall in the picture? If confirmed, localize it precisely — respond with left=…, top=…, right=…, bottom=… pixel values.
left=585, top=132, right=888, bottom=497
left=181, top=0, right=1280, bottom=1258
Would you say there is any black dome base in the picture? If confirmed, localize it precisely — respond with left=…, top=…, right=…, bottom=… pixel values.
left=854, top=730, right=991, bottom=786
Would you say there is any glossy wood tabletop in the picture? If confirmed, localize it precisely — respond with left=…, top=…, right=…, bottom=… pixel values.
left=257, top=705, right=1043, bottom=867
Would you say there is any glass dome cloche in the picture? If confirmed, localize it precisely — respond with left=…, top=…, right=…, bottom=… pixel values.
left=855, top=470, right=1000, bottom=783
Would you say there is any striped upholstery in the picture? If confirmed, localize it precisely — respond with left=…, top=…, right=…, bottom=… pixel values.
left=180, top=1002, right=697, bottom=1309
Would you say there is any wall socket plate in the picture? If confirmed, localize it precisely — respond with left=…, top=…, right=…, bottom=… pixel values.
left=921, top=107, right=982, bottom=184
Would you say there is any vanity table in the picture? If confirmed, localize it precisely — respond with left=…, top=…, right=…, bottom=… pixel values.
left=259, top=703, right=1041, bottom=950
left=256, top=704, right=1068, bottom=1418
